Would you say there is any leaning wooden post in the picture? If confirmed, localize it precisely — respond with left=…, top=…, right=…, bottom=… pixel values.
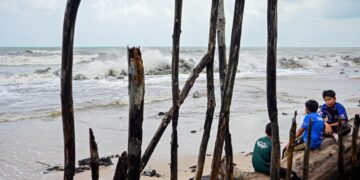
left=303, top=118, right=313, bottom=180
left=141, top=53, right=211, bottom=170
left=266, top=0, right=280, bottom=179
left=210, top=0, right=245, bottom=179
left=351, top=114, right=360, bottom=179
left=194, top=0, right=219, bottom=179
left=127, top=47, right=145, bottom=180
left=170, top=0, right=183, bottom=179
left=217, top=0, right=227, bottom=99
left=113, top=151, right=128, bottom=180
left=286, top=111, right=297, bottom=180
left=60, top=0, right=81, bottom=179
left=337, top=113, right=344, bottom=178
left=89, top=129, right=99, bottom=180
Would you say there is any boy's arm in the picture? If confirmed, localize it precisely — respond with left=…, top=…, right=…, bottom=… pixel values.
left=296, top=127, right=305, bottom=138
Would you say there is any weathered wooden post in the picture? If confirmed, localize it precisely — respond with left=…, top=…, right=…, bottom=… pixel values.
left=286, top=111, right=297, bottom=180
left=127, top=47, right=145, bottom=180
left=89, top=129, right=99, bottom=180
left=351, top=114, right=360, bottom=179
left=303, top=118, right=313, bottom=180
left=266, top=0, right=280, bottom=179
left=210, top=0, right=245, bottom=179
left=194, top=0, right=219, bottom=179
left=114, top=151, right=128, bottom=180
left=141, top=53, right=210, bottom=170
left=337, top=114, right=344, bottom=179
left=170, top=0, right=183, bottom=179
left=217, top=0, right=227, bottom=98
left=60, top=0, right=81, bottom=179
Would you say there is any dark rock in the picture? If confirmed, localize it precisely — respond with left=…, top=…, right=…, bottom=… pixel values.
left=281, top=112, right=288, bottom=116
left=158, top=112, right=165, bottom=116
left=206, top=154, right=211, bottom=156
left=142, top=169, right=161, bottom=177
left=190, top=130, right=197, bottom=134
left=279, top=58, right=303, bottom=69
left=73, top=74, right=88, bottom=80
left=193, top=91, right=201, bottom=98
left=34, top=67, right=51, bottom=74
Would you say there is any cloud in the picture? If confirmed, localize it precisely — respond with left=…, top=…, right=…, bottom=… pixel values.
left=93, top=0, right=154, bottom=23
left=0, top=0, right=59, bottom=13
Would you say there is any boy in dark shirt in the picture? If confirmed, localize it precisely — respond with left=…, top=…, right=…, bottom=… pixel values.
left=252, top=123, right=299, bottom=179
left=320, top=90, right=351, bottom=138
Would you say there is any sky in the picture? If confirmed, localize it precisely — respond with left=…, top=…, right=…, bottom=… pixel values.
left=0, top=0, right=359, bottom=47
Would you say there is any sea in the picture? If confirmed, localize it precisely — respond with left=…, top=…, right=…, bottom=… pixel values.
left=0, top=47, right=359, bottom=179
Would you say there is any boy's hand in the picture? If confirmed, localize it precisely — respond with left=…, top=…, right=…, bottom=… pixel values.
left=325, top=123, right=332, bottom=135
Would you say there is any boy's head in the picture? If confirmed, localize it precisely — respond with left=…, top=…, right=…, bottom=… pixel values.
left=265, top=123, right=272, bottom=137
left=305, top=100, right=319, bottom=113
left=322, top=90, right=336, bottom=108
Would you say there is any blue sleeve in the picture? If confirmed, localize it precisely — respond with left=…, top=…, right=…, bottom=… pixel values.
left=301, top=115, right=309, bottom=129
left=337, top=104, right=348, bottom=120
left=320, top=104, right=326, bottom=118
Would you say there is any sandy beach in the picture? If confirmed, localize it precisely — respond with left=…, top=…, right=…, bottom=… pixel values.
left=0, top=47, right=359, bottom=179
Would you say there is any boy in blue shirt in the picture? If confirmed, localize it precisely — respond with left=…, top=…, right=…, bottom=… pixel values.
left=321, top=90, right=351, bottom=138
left=283, top=100, right=325, bottom=157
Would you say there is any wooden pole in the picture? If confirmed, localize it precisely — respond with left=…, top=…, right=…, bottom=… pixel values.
left=337, top=113, right=344, bottom=178
left=127, top=47, right=145, bottom=180
left=60, top=0, right=81, bottom=179
left=303, top=118, right=313, bottom=180
left=113, top=151, right=128, bottom=180
left=210, top=0, right=245, bottom=179
left=266, top=0, right=280, bottom=179
left=89, top=129, right=99, bottom=180
left=286, top=111, right=297, bottom=180
left=217, top=0, right=227, bottom=99
left=194, top=0, right=219, bottom=178
left=141, top=53, right=211, bottom=170
left=351, top=114, right=360, bottom=179
left=170, top=0, right=183, bottom=179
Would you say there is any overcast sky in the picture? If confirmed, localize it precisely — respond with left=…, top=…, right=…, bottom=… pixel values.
left=0, top=0, right=359, bottom=47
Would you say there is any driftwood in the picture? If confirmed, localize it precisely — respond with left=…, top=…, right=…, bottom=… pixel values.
left=114, top=151, right=128, bottom=180
left=141, top=53, right=210, bottom=170
left=127, top=47, right=145, bottom=179
left=170, top=0, right=183, bottom=179
left=286, top=111, right=297, bottom=180
left=266, top=0, right=280, bottom=179
left=210, top=0, right=245, bottom=179
left=351, top=114, right=360, bottom=179
left=303, top=118, right=313, bottom=180
left=280, top=135, right=360, bottom=180
left=194, top=0, right=219, bottom=179
left=60, top=0, right=81, bottom=179
left=89, top=128, right=99, bottom=180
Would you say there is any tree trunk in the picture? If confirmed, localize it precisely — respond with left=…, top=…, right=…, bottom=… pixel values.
left=266, top=0, right=280, bottom=179
left=141, top=53, right=211, bottom=170
left=210, top=0, right=245, bottom=179
left=303, top=118, right=313, bottom=180
left=113, top=151, right=128, bottom=180
left=194, top=0, right=219, bottom=179
left=351, top=114, right=360, bottom=179
left=127, top=47, right=145, bottom=180
left=89, top=128, right=99, bottom=180
left=60, top=0, right=81, bottom=179
left=286, top=111, right=297, bottom=180
left=170, top=0, right=183, bottom=179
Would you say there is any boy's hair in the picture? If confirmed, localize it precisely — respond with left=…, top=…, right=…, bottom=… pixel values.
left=305, top=100, right=319, bottom=113
left=322, top=90, right=336, bottom=98
left=266, top=123, right=272, bottom=137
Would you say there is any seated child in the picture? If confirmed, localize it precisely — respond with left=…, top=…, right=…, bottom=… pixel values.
left=283, top=100, right=325, bottom=157
left=320, top=90, right=351, bottom=139
left=252, top=123, right=299, bottom=179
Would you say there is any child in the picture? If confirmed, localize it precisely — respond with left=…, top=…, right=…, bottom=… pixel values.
left=320, top=90, right=351, bottom=138
left=283, top=100, right=324, bottom=157
left=252, top=123, right=299, bottom=179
